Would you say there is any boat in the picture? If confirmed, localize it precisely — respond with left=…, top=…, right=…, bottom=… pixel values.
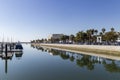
left=15, top=42, right=23, bottom=51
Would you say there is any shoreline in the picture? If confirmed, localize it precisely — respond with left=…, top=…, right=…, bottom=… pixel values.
left=31, top=43, right=120, bottom=60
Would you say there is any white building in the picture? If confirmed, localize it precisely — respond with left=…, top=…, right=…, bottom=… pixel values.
left=97, top=36, right=102, bottom=43
left=116, top=37, right=120, bottom=42
left=116, top=32, right=120, bottom=43
left=48, top=34, right=64, bottom=40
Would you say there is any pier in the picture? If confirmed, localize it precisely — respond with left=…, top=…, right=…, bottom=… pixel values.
left=0, top=42, right=23, bottom=52
left=0, top=42, right=23, bottom=74
left=0, top=42, right=23, bottom=59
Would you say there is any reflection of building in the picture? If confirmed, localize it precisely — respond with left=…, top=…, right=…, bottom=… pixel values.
left=97, top=57, right=103, bottom=63
left=48, top=34, right=64, bottom=40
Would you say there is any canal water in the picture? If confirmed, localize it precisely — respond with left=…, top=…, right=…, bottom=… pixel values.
left=0, top=44, right=120, bottom=80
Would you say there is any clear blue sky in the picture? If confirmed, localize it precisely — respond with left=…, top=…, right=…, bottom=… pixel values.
left=0, top=0, right=120, bottom=42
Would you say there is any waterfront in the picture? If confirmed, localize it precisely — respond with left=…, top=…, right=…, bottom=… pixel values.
left=34, top=43, right=120, bottom=56
left=0, top=44, right=120, bottom=80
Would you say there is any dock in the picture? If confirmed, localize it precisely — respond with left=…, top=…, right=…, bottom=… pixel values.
left=0, top=42, right=23, bottom=74
left=0, top=42, right=23, bottom=59
left=0, top=42, right=23, bottom=52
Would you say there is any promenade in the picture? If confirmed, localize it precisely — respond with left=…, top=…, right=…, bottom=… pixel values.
left=30, top=43, right=120, bottom=61
left=32, top=43, right=120, bottom=57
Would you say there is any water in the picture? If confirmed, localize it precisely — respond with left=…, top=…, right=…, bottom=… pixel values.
left=0, top=44, right=120, bottom=80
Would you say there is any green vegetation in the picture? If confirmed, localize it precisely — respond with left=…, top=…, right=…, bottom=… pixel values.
left=31, top=27, right=120, bottom=45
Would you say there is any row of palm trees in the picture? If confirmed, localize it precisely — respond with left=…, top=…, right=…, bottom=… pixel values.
left=60, top=27, right=119, bottom=45
left=31, top=27, right=120, bottom=45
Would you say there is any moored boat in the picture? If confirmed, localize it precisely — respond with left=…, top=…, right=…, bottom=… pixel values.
left=15, top=42, right=23, bottom=50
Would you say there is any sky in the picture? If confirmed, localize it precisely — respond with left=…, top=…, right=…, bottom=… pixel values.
left=0, top=0, right=120, bottom=42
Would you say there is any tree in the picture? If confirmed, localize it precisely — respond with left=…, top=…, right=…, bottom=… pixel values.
left=102, top=28, right=106, bottom=34
left=51, top=38, right=60, bottom=43
left=118, top=32, right=120, bottom=39
left=69, top=34, right=75, bottom=42
left=61, top=35, right=65, bottom=41
left=60, top=35, right=69, bottom=43
left=94, top=30, right=98, bottom=35
left=104, top=31, right=118, bottom=42
left=111, top=27, right=115, bottom=32
left=91, top=29, right=95, bottom=36
left=75, top=31, right=87, bottom=43
left=69, top=34, right=75, bottom=41
left=86, top=29, right=93, bottom=44
left=31, top=40, right=36, bottom=43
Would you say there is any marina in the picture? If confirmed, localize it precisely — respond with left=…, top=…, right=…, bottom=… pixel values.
left=0, top=44, right=119, bottom=80
left=0, top=42, right=23, bottom=59
left=0, top=0, right=120, bottom=80
left=0, top=42, right=23, bottom=75
left=0, top=42, right=23, bottom=52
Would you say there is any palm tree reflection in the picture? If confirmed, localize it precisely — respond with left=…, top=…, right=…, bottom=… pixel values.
left=76, top=55, right=94, bottom=70
left=103, top=60, right=120, bottom=73
left=31, top=44, right=120, bottom=73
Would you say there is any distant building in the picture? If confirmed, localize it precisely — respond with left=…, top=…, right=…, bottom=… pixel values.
left=48, top=34, right=64, bottom=40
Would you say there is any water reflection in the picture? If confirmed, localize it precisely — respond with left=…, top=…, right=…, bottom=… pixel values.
left=0, top=51, right=23, bottom=74
left=15, top=52, right=23, bottom=60
left=31, top=44, right=120, bottom=73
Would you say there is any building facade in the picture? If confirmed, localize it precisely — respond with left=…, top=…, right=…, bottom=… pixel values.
left=48, top=34, right=64, bottom=40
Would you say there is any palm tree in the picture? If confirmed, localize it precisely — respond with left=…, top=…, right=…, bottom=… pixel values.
left=69, top=34, right=75, bottom=41
left=61, top=35, right=66, bottom=43
left=61, top=35, right=69, bottom=43
left=75, top=31, right=84, bottom=43
left=91, top=29, right=95, bottom=36
left=99, top=32, right=103, bottom=36
left=104, top=31, right=118, bottom=42
left=118, top=32, right=120, bottom=38
left=102, top=28, right=106, bottom=34
left=94, top=30, right=98, bottom=35
left=111, top=27, right=114, bottom=32
left=93, top=29, right=98, bottom=43
left=69, top=34, right=75, bottom=42
left=86, top=29, right=92, bottom=44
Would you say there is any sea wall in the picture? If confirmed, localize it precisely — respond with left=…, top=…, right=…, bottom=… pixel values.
left=32, top=43, right=120, bottom=56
